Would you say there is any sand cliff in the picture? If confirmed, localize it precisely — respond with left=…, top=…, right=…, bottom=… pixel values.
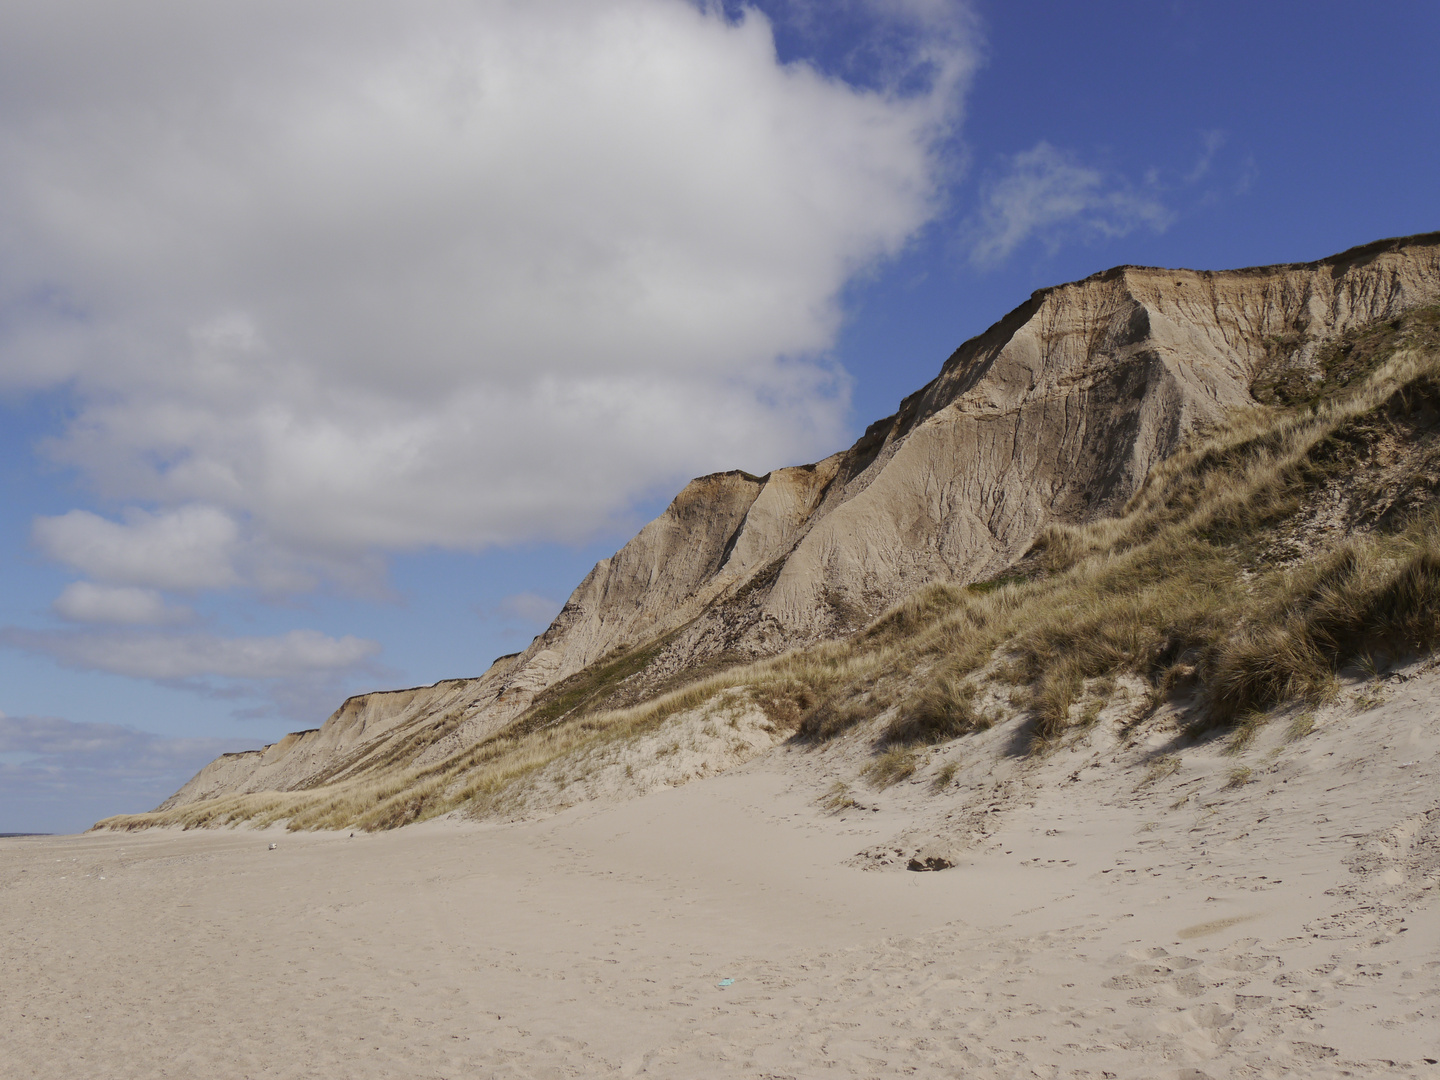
left=161, top=232, right=1440, bottom=810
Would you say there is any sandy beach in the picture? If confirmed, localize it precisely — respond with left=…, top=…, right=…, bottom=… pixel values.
left=4, top=665, right=1438, bottom=1079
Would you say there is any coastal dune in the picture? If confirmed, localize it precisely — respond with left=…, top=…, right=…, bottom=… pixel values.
left=144, top=233, right=1440, bottom=825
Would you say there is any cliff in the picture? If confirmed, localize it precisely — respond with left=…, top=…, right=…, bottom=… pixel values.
left=157, top=232, right=1440, bottom=812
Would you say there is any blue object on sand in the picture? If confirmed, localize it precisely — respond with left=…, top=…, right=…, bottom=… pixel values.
left=717, top=978, right=734, bottom=987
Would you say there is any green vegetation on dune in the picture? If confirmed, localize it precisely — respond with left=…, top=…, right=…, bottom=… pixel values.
left=802, top=303, right=1440, bottom=749
left=97, top=305, right=1440, bottom=832
left=507, top=640, right=668, bottom=738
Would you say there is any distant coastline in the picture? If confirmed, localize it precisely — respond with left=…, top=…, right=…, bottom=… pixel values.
left=0, top=833, right=52, bottom=838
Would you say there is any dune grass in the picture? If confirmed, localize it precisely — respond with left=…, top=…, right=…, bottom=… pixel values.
left=99, top=306, right=1440, bottom=832
left=784, top=304, right=1440, bottom=751
left=864, top=747, right=918, bottom=788
left=881, top=676, right=995, bottom=746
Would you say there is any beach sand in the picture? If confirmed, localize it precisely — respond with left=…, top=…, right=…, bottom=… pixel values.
left=3, top=668, right=1438, bottom=1078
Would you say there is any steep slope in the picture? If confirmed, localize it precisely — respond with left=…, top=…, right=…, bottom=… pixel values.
left=159, top=678, right=487, bottom=809
left=485, top=232, right=1440, bottom=712
left=141, top=233, right=1440, bottom=818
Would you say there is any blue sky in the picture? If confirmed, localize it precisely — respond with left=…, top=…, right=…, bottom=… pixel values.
left=1, top=0, right=1436, bottom=834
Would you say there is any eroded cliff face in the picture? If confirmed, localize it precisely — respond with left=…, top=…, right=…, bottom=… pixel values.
left=162, top=233, right=1440, bottom=808
left=159, top=678, right=487, bottom=808
left=521, top=232, right=1440, bottom=684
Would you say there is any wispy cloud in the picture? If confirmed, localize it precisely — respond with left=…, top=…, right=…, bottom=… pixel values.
left=0, top=627, right=379, bottom=682
left=0, top=712, right=227, bottom=770
left=754, top=0, right=979, bottom=101
left=0, top=712, right=241, bottom=833
left=1185, top=129, right=1227, bottom=184
left=966, top=142, right=1173, bottom=266
left=1235, top=154, right=1259, bottom=195
left=0, top=625, right=383, bottom=725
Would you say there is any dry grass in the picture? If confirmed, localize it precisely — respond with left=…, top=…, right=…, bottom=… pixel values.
left=1286, top=710, right=1316, bottom=741
left=848, top=308, right=1440, bottom=751
left=1139, top=755, right=1181, bottom=788
left=1225, top=715, right=1265, bottom=755
left=98, top=306, right=1440, bottom=833
left=98, top=635, right=892, bottom=833
left=864, top=748, right=918, bottom=789
left=883, top=677, right=994, bottom=746
left=930, top=760, right=960, bottom=792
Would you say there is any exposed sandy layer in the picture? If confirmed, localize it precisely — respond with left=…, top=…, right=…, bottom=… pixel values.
left=501, top=695, right=784, bottom=817
left=5, top=672, right=1439, bottom=1078
left=165, top=235, right=1440, bottom=813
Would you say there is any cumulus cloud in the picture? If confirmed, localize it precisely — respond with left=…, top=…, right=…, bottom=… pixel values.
left=967, top=142, right=1173, bottom=266
left=0, top=0, right=977, bottom=595
left=33, top=506, right=240, bottom=591
left=52, top=582, right=191, bottom=625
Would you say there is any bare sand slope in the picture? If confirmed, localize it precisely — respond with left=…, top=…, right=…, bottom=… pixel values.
left=4, top=672, right=1439, bottom=1078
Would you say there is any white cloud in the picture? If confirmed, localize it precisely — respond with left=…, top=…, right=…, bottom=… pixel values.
left=0, top=627, right=379, bottom=682
left=967, top=142, right=1173, bottom=266
left=33, top=506, right=240, bottom=591
left=52, top=582, right=191, bottom=625
left=0, top=0, right=977, bottom=593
